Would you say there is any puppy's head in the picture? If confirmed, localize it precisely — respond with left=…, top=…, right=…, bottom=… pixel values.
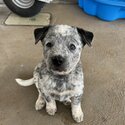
left=34, top=25, right=94, bottom=75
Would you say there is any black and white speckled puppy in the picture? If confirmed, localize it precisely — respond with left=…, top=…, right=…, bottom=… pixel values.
left=16, top=25, right=94, bottom=123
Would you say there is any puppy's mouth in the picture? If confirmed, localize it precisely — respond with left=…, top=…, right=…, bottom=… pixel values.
left=49, top=63, right=77, bottom=75
left=49, top=65, right=69, bottom=75
left=51, top=66, right=66, bottom=73
left=51, top=69, right=70, bottom=75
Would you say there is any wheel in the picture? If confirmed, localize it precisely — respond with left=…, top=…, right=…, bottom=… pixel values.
left=3, top=0, right=45, bottom=17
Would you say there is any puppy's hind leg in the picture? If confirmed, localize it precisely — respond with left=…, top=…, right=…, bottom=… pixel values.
left=35, top=91, right=45, bottom=111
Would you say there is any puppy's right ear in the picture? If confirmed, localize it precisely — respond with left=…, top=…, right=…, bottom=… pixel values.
left=34, top=26, right=50, bottom=44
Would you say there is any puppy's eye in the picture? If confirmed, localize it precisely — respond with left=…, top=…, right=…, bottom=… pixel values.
left=46, top=42, right=53, bottom=48
left=69, top=44, right=76, bottom=51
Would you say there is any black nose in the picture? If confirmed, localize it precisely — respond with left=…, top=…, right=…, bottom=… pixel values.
left=51, top=55, right=65, bottom=67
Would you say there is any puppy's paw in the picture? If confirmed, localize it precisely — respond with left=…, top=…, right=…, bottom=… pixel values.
left=72, top=108, right=84, bottom=123
left=46, top=107, right=57, bottom=115
left=46, top=103, right=57, bottom=115
left=35, top=99, right=45, bottom=111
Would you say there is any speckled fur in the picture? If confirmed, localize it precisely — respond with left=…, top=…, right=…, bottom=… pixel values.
left=16, top=25, right=94, bottom=123
left=34, top=60, right=84, bottom=102
left=34, top=25, right=85, bottom=123
left=42, top=25, right=83, bottom=75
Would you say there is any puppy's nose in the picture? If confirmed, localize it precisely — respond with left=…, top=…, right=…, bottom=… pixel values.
left=51, top=55, right=65, bottom=67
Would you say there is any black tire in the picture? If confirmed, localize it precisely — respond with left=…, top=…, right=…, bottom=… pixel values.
left=3, top=0, right=45, bottom=17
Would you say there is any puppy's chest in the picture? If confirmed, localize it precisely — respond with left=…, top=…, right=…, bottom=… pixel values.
left=45, top=76, right=74, bottom=101
left=47, top=76, right=72, bottom=92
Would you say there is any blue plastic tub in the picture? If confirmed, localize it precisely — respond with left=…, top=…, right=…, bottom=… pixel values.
left=78, top=0, right=125, bottom=21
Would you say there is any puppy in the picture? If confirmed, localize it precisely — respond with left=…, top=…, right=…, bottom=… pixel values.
left=16, top=25, right=94, bottom=123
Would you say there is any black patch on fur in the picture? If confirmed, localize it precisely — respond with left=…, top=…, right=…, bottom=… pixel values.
left=71, top=95, right=82, bottom=105
left=34, top=26, right=50, bottom=44
left=43, top=93, right=51, bottom=102
left=54, top=75, right=68, bottom=92
left=77, top=28, right=94, bottom=47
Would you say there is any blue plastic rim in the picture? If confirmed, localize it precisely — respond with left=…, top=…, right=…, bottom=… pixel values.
left=78, top=0, right=125, bottom=21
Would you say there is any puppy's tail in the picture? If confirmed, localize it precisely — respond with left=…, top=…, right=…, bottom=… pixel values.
left=15, top=78, right=34, bottom=87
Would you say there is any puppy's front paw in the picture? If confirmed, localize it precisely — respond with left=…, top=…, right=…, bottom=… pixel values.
left=35, top=99, right=45, bottom=111
left=72, top=107, right=84, bottom=123
left=46, top=103, right=57, bottom=115
left=46, top=107, right=57, bottom=116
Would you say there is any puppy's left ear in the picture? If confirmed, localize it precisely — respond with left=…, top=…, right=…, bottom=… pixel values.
left=34, top=26, right=50, bottom=44
left=77, top=28, right=94, bottom=47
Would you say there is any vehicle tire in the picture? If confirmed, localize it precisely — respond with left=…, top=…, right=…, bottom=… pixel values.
left=3, top=0, right=45, bottom=17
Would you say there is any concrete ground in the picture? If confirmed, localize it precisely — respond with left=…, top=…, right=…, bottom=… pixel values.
left=0, top=2, right=125, bottom=125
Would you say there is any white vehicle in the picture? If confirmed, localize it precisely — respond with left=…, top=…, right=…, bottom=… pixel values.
left=3, top=0, right=53, bottom=17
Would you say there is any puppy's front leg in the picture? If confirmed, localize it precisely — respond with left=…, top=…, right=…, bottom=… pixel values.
left=35, top=92, right=45, bottom=111
left=44, top=95, right=57, bottom=116
left=71, top=95, right=83, bottom=123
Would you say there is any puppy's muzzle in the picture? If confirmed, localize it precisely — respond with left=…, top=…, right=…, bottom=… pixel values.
left=51, top=55, right=66, bottom=71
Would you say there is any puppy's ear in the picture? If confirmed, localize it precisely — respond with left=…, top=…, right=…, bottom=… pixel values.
left=34, top=26, right=50, bottom=44
left=77, top=28, right=94, bottom=47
